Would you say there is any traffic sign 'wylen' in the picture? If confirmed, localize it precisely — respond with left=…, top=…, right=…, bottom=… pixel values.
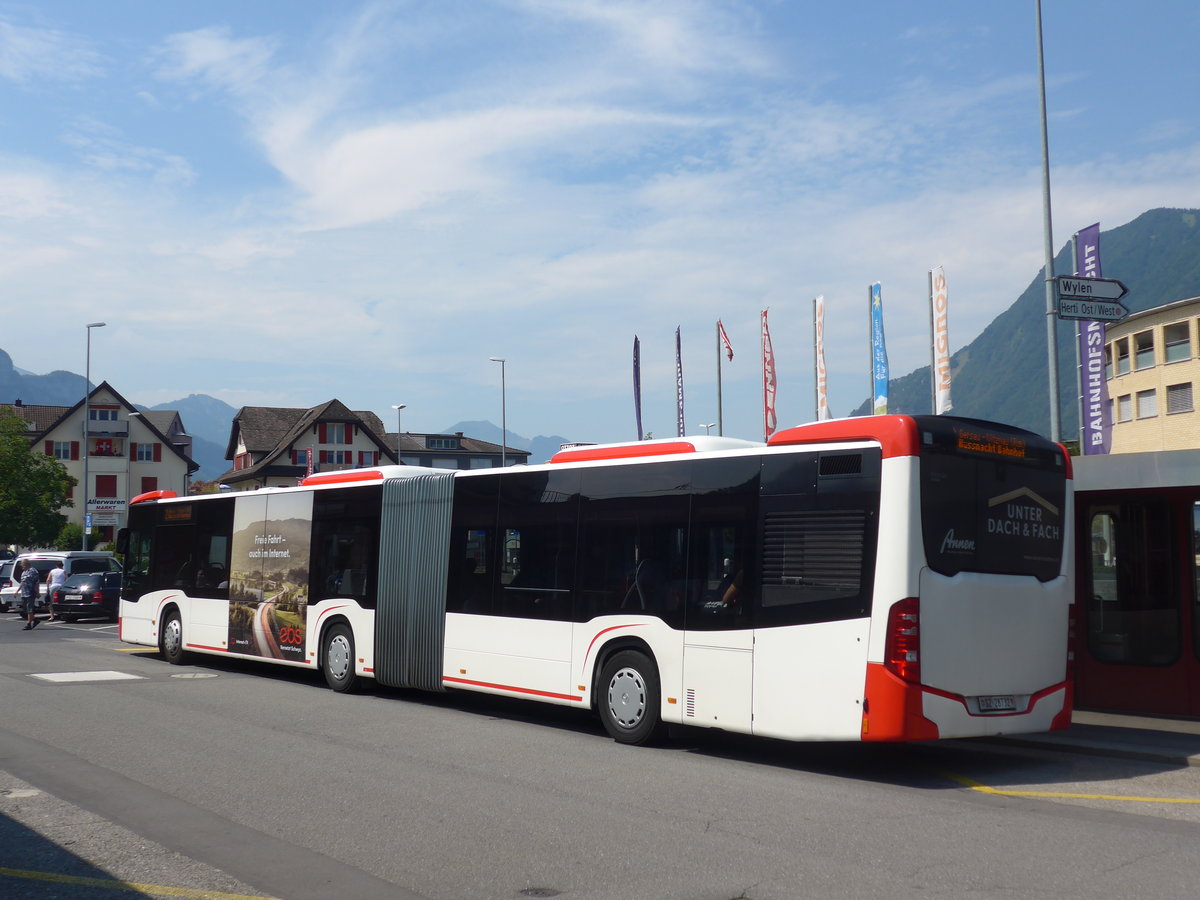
left=1054, top=276, right=1130, bottom=322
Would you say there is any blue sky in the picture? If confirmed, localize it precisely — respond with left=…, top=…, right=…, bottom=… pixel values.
left=3, top=0, right=1198, bottom=445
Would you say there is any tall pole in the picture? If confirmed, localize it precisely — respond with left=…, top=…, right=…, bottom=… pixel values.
left=489, top=358, right=507, bottom=467
left=1036, top=0, right=1061, bottom=441
left=391, top=404, right=406, bottom=463
left=715, top=323, right=723, bottom=437
left=82, top=322, right=106, bottom=549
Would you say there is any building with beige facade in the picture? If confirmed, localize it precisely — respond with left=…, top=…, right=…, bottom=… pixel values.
left=3, top=382, right=197, bottom=543
left=1102, top=296, right=1199, bottom=452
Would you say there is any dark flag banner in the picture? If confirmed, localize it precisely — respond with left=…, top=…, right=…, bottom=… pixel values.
left=675, top=326, right=685, bottom=438
left=1075, top=223, right=1110, bottom=455
left=633, top=335, right=644, bottom=441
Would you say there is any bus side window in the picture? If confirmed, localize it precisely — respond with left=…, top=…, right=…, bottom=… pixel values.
left=447, top=527, right=493, bottom=614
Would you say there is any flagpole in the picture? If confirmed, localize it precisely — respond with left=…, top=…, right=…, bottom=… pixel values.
left=928, top=269, right=936, bottom=413
left=716, top=322, right=724, bottom=436
left=813, top=298, right=819, bottom=421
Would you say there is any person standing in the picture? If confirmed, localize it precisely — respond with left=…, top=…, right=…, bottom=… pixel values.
left=46, top=562, right=65, bottom=621
left=19, top=560, right=41, bottom=630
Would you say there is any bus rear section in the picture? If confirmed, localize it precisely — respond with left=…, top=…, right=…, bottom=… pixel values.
left=850, top=416, right=1074, bottom=740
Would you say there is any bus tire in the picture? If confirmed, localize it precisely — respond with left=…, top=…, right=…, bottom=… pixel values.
left=322, top=623, right=358, bottom=693
left=160, top=610, right=186, bottom=665
left=598, top=650, right=662, bottom=745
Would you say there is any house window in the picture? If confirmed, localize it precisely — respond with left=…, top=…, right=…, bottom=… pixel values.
left=319, top=450, right=352, bottom=465
left=321, top=423, right=351, bottom=444
left=427, top=437, right=460, bottom=450
left=1115, top=338, right=1130, bottom=375
left=234, top=452, right=252, bottom=470
left=1104, top=343, right=1114, bottom=380
left=1166, top=383, right=1194, bottom=415
left=1134, top=330, right=1155, bottom=370
left=1164, top=322, right=1191, bottom=363
left=135, top=442, right=155, bottom=462
left=1117, top=394, right=1132, bottom=422
left=357, top=451, right=379, bottom=466
left=95, top=475, right=117, bottom=498
left=1136, top=389, right=1157, bottom=419
left=140, top=476, right=158, bottom=494
left=52, top=441, right=72, bottom=460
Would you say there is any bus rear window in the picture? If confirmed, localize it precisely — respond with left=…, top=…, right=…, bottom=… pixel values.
left=917, top=418, right=1066, bottom=582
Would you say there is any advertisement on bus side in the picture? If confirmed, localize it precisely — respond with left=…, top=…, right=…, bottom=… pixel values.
left=228, top=493, right=313, bottom=661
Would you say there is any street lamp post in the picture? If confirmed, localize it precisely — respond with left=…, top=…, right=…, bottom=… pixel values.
left=82, top=322, right=106, bottom=549
left=699, top=423, right=716, bottom=435
left=488, top=357, right=507, bottom=467
left=391, top=404, right=406, bottom=463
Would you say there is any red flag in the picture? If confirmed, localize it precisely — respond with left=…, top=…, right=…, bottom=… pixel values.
left=717, top=319, right=734, bottom=362
left=761, top=309, right=777, bottom=439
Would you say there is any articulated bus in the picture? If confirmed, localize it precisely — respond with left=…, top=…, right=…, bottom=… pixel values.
left=118, top=415, right=1073, bottom=745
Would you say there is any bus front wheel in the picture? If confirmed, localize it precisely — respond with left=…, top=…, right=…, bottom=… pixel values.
left=599, top=650, right=662, bottom=745
left=160, top=610, right=186, bottom=665
left=323, top=624, right=358, bottom=693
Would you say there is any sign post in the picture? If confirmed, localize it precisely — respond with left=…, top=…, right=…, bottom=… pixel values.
left=1054, top=277, right=1129, bottom=322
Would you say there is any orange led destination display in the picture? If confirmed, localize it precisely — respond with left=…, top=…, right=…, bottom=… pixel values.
left=954, top=428, right=1026, bottom=459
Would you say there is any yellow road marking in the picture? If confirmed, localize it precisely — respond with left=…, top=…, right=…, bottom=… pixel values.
left=0, top=864, right=280, bottom=899
left=112, top=646, right=154, bottom=652
left=941, top=770, right=1200, bottom=804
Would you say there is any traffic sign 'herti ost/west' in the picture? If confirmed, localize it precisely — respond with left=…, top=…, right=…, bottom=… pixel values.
left=1054, top=276, right=1130, bottom=322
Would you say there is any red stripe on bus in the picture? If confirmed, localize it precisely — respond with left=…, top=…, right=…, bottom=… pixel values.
left=185, top=643, right=228, bottom=653
left=301, top=469, right=384, bottom=486
left=443, top=676, right=581, bottom=703
left=580, top=622, right=649, bottom=674
left=769, top=415, right=921, bottom=459
left=550, top=441, right=697, bottom=464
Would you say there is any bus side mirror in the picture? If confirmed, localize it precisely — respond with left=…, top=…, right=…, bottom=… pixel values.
left=115, top=528, right=129, bottom=555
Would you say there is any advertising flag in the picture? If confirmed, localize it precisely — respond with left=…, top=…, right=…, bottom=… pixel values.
left=869, top=282, right=889, bottom=416
left=761, top=309, right=777, bottom=439
left=633, top=336, right=644, bottom=441
left=814, top=296, right=830, bottom=421
left=675, top=327, right=685, bottom=438
left=717, top=319, right=734, bottom=361
left=930, top=266, right=953, bottom=414
left=1076, top=223, right=1110, bottom=455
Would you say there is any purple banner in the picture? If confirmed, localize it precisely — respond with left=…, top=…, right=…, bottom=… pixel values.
left=633, top=336, right=643, bottom=441
left=1075, top=223, right=1109, bottom=455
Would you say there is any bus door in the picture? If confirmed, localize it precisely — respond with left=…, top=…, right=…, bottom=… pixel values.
left=750, top=450, right=879, bottom=741
left=1077, top=493, right=1199, bottom=716
left=681, top=457, right=760, bottom=733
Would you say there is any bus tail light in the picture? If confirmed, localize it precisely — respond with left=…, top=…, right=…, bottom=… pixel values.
left=884, top=597, right=920, bottom=684
left=93, top=591, right=104, bottom=604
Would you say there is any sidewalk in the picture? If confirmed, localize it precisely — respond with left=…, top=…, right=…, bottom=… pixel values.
left=993, top=709, right=1200, bottom=766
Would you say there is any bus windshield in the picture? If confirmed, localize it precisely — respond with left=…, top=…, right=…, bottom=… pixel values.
left=917, top=417, right=1067, bottom=583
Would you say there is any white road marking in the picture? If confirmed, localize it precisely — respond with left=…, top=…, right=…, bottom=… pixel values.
left=30, top=671, right=145, bottom=683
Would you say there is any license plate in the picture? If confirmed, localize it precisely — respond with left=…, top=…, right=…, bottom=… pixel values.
left=977, top=694, right=1017, bottom=713
left=65, top=594, right=83, bottom=601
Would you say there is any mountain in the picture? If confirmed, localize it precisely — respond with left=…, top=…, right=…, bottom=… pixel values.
left=852, top=208, right=1200, bottom=436
left=149, top=394, right=238, bottom=447
left=0, top=350, right=90, bottom=407
left=442, top=420, right=573, bottom=465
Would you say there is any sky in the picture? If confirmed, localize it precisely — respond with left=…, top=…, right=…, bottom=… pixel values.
left=3, top=0, right=1199, bottom=446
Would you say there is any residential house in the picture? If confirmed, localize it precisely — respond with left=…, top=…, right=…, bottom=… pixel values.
left=3, top=381, right=197, bottom=543
left=393, top=431, right=529, bottom=468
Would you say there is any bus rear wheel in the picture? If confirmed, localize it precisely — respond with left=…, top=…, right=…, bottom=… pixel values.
left=599, top=650, right=662, bottom=745
left=323, top=623, right=358, bottom=693
left=160, top=610, right=186, bottom=665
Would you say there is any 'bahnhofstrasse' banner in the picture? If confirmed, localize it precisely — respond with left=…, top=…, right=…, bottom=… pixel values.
left=869, top=282, right=889, bottom=416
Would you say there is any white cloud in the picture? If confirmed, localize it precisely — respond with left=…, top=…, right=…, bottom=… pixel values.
left=0, top=19, right=103, bottom=83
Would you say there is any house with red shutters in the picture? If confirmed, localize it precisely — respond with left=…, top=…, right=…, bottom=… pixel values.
left=2, top=382, right=197, bottom=543
left=218, top=399, right=398, bottom=491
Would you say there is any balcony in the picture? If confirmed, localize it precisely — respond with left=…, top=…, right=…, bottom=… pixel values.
left=84, top=421, right=129, bottom=437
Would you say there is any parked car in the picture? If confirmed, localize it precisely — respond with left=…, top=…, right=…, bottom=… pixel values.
left=50, top=571, right=122, bottom=622
left=3, top=551, right=121, bottom=614
left=0, top=559, right=14, bottom=612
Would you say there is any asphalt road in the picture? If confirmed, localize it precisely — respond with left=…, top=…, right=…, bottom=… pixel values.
left=2, top=614, right=1199, bottom=900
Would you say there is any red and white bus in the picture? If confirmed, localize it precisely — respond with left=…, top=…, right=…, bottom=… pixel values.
left=118, top=414, right=1073, bottom=744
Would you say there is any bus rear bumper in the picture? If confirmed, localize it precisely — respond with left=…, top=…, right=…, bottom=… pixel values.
left=862, top=662, right=1071, bottom=741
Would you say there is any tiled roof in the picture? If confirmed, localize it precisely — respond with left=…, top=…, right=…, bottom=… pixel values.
left=0, top=403, right=70, bottom=434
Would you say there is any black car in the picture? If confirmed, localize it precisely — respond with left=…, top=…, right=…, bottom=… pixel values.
left=50, top=572, right=121, bottom=622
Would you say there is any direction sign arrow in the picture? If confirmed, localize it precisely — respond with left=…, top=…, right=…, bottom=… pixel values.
left=1054, top=276, right=1128, bottom=302
left=1056, top=297, right=1129, bottom=322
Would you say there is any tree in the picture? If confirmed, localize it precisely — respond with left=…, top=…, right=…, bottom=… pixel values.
left=0, top=408, right=76, bottom=549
